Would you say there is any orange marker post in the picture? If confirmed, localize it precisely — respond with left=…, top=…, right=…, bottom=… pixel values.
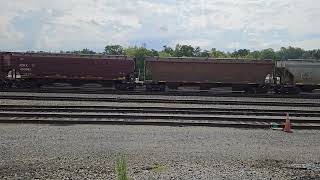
left=283, top=113, right=293, bottom=133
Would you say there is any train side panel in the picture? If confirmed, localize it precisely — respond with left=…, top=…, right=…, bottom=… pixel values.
left=145, top=58, right=273, bottom=86
left=8, top=53, right=135, bottom=81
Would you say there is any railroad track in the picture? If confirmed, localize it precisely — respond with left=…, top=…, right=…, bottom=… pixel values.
left=2, top=88, right=320, bottom=99
left=1, top=105, right=320, bottom=129
left=0, top=105, right=319, bottom=117
left=0, top=95, right=320, bottom=107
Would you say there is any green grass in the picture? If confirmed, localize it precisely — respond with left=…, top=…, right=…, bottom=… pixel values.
left=116, top=156, right=129, bottom=180
left=153, top=164, right=168, bottom=173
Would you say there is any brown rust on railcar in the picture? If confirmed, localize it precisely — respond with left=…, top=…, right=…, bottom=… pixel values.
left=145, top=57, right=274, bottom=85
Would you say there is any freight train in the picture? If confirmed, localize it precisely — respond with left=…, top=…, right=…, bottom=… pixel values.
left=1, top=52, right=320, bottom=94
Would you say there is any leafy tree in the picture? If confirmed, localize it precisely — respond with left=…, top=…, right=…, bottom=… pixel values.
left=249, top=51, right=261, bottom=59
left=200, top=50, right=210, bottom=57
left=314, top=50, right=320, bottom=59
left=232, top=49, right=250, bottom=58
left=80, top=48, right=96, bottom=54
left=194, top=47, right=202, bottom=57
left=175, top=44, right=195, bottom=57
left=162, top=46, right=175, bottom=56
left=105, top=45, right=125, bottom=55
left=302, top=50, right=313, bottom=59
left=301, top=50, right=320, bottom=59
left=125, top=46, right=154, bottom=58
left=259, top=48, right=276, bottom=60
left=150, top=49, right=159, bottom=57
left=312, top=49, right=320, bottom=59
left=67, top=49, right=96, bottom=54
left=209, top=48, right=228, bottom=58
left=125, top=46, right=156, bottom=80
left=277, top=46, right=304, bottom=60
left=158, top=51, right=172, bottom=57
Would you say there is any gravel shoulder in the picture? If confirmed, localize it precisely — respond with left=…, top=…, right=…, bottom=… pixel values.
left=0, top=124, right=319, bottom=179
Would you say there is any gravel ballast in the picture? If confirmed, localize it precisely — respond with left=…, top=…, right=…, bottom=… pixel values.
left=0, top=124, right=319, bottom=179
left=1, top=91, right=320, bottom=103
left=2, top=99, right=320, bottom=112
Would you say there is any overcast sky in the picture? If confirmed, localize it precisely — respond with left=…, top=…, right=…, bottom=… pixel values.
left=0, top=0, right=320, bottom=52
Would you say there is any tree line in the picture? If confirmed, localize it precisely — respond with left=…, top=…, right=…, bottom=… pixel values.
left=22, top=45, right=320, bottom=60
left=70, top=45, right=320, bottom=60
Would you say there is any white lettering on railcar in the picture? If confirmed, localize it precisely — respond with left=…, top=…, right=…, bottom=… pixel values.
left=19, top=64, right=35, bottom=72
left=301, top=72, right=312, bottom=80
left=19, top=64, right=35, bottom=67
left=19, top=64, right=29, bottom=67
left=20, top=68, right=32, bottom=71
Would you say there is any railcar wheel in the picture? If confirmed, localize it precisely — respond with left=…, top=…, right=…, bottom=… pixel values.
left=244, top=87, right=257, bottom=94
left=127, top=84, right=136, bottom=91
left=145, top=84, right=165, bottom=92
left=159, top=84, right=166, bottom=92
left=145, top=84, right=153, bottom=92
left=274, top=89, right=281, bottom=94
left=274, top=86, right=301, bottom=95
left=115, top=83, right=135, bottom=91
left=167, top=85, right=178, bottom=90
left=300, top=86, right=314, bottom=93
left=6, top=81, right=13, bottom=88
left=255, top=86, right=269, bottom=94
left=288, top=87, right=301, bottom=95
left=115, top=83, right=124, bottom=91
left=0, top=80, right=4, bottom=89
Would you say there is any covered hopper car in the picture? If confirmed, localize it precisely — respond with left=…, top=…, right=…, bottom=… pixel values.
left=275, top=59, right=320, bottom=93
left=144, top=57, right=274, bottom=93
left=0, top=52, right=135, bottom=90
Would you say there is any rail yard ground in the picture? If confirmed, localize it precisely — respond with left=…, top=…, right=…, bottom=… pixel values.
left=0, top=125, right=320, bottom=179
left=0, top=92, right=320, bottom=179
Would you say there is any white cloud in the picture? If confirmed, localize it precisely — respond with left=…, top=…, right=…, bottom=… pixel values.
left=291, top=39, right=320, bottom=50
left=172, top=39, right=211, bottom=49
left=0, top=0, right=320, bottom=51
left=227, top=42, right=241, bottom=49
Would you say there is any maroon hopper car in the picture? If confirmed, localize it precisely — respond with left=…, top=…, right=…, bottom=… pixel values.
left=145, top=57, right=274, bottom=92
left=0, top=52, right=135, bottom=89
